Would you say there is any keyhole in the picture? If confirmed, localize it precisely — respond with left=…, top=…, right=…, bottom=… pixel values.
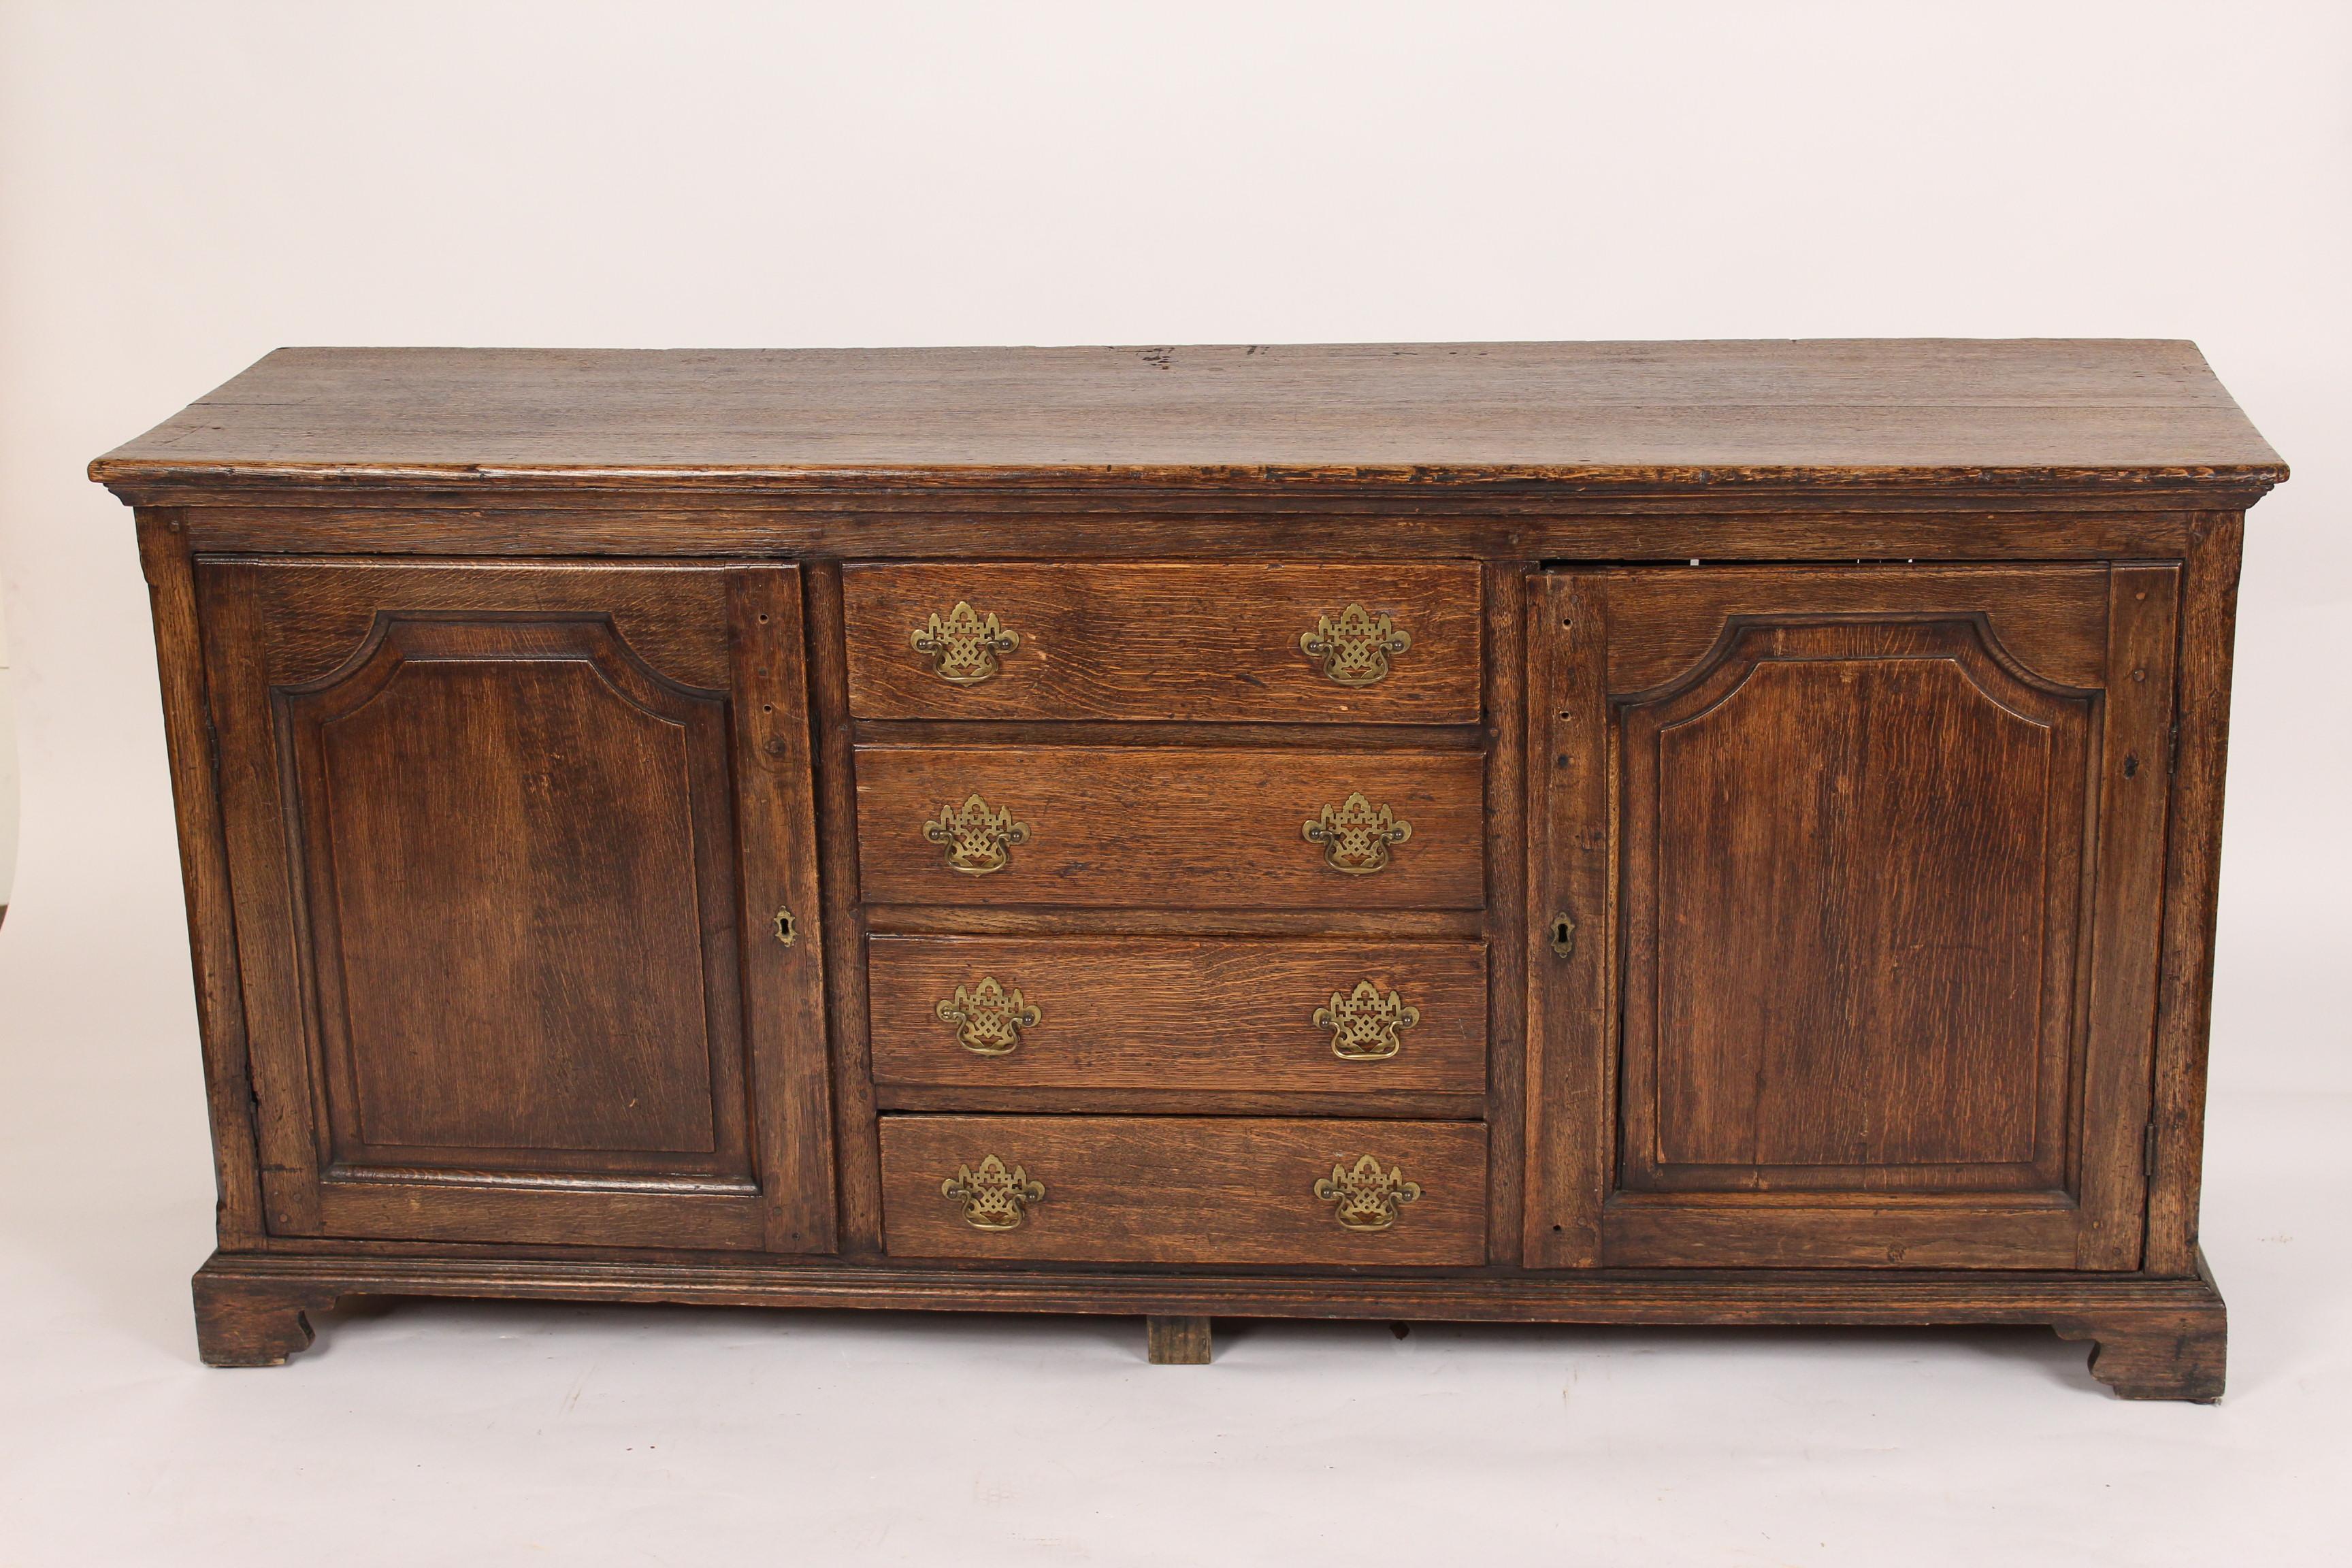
left=1549, top=913, right=1576, bottom=958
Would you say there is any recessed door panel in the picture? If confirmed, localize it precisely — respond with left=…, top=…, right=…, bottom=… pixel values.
left=1627, top=619, right=2086, bottom=1193
left=297, top=619, right=731, bottom=1167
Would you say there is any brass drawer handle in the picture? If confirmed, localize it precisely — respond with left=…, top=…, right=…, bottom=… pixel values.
left=1314, top=981, right=1419, bottom=1061
left=943, top=1155, right=1043, bottom=1230
left=911, top=600, right=1020, bottom=685
left=923, top=794, right=1030, bottom=875
left=1301, top=604, right=1410, bottom=686
left=936, top=977, right=1041, bottom=1056
left=1314, top=1154, right=1422, bottom=1231
left=1303, top=791, right=1412, bottom=875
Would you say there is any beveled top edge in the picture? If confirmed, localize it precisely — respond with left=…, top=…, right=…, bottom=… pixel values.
left=88, top=459, right=2291, bottom=493
left=89, top=339, right=2289, bottom=497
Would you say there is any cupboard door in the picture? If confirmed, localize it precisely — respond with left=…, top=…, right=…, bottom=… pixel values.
left=199, top=559, right=834, bottom=1252
left=1526, top=564, right=2177, bottom=1270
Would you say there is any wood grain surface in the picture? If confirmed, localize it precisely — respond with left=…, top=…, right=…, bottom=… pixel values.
left=866, top=936, right=1487, bottom=1094
left=1554, top=564, right=2180, bottom=1271
left=91, top=340, right=2282, bottom=1400
left=1600, top=564, right=2111, bottom=693
left=878, top=1115, right=1488, bottom=1265
left=1622, top=619, right=2085, bottom=1192
left=192, top=559, right=835, bottom=1252
left=843, top=561, right=1482, bottom=722
left=189, top=1246, right=2227, bottom=1399
left=2144, top=514, right=2246, bottom=1277
left=91, top=340, right=2284, bottom=493
left=853, top=745, right=1486, bottom=908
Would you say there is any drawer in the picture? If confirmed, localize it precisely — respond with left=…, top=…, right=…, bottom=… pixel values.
left=868, top=936, right=1488, bottom=1094
left=855, top=746, right=1485, bottom=908
left=842, top=561, right=1483, bottom=723
left=879, top=1115, right=1488, bottom=1264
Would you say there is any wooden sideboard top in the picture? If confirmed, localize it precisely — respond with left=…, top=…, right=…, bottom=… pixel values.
left=91, top=339, right=2284, bottom=496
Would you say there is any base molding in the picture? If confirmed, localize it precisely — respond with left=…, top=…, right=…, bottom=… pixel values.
left=190, top=1248, right=2227, bottom=1399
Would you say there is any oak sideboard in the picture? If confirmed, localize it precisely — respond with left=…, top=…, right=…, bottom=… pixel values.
left=92, top=340, right=2284, bottom=1399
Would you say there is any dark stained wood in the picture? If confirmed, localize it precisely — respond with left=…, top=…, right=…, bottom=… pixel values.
left=2074, top=564, right=2180, bottom=1269
left=867, top=936, right=1487, bottom=1094
left=2145, top=514, right=2245, bottom=1277
left=862, top=906, right=1485, bottom=940
left=1556, top=565, right=2178, bottom=1270
left=878, top=1115, right=1488, bottom=1266
left=854, top=745, right=1486, bottom=909
left=1601, top=564, right=2112, bottom=693
left=191, top=1267, right=341, bottom=1368
left=1147, top=1315, right=1213, bottom=1365
left=99, top=340, right=2279, bottom=1399
left=805, top=562, right=886, bottom=1256
left=197, top=564, right=323, bottom=1235
left=2053, top=1252, right=2230, bottom=1400
left=313, top=1179, right=766, bottom=1252
left=195, top=559, right=834, bottom=1250
left=1599, top=1193, right=2086, bottom=1270
left=727, top=570, right=839, bottom=1253
left=237, top=559, right=736, bottom=687
left=873, top=1086, right=1487, bottom=1119
left=189, top=1244, right=2229, bottom=1401
left=133, top=511, right=267, bottom=1247
left=288, top=616, right=738, bottom=1167
left=1479, top=565, right=1529, bottom=1266
left=855, top=719, right=1482, bottom=751
left=843, top=561, right=1482, bottom=723
left=91, top=342, right=2284, bottom=495
left=179, top=503, right=2206, bottom=563
left=1522, top=571, right=1614, bottom=1267
left=1621, top=619, right=2086, bottom=1192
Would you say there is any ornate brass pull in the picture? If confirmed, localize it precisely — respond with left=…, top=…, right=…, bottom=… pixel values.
left=943, top=1154, right=1044, bottom=1230
left=1301, top=604, right=1411, bottom=687
left=923, top=794, right=1030, bottom=875
left=1302, top=792, right=1412, bottom=875
left=911, top=600, right=1020, bottom=685
left=936, top=977, right=1041, bottom=1056
left=1314, top=981, right=1419, bottom=1061
left=1314, top=1153, right=1423, bottom=1231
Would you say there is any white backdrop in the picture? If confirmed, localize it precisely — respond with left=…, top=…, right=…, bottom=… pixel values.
left=1, top=4, right=2346, bottom=1564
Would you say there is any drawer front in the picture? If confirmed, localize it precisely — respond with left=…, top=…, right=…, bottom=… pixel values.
left=855, top=746, right=1485, bottom=908
left=868, top=936, right=1488, bottom=1094
left=880, top=1115, right=1488, bottom=1264
left=843, top=561, right=1484, bottom=723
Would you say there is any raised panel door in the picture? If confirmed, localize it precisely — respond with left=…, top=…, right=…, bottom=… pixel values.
left=199, top=559, right=834, bottom=1252
left=1526, top=564, right=2178, bottom=1269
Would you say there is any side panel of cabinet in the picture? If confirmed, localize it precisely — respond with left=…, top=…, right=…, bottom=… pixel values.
left=1526, top=564, right=2177, bottom=1270
left=199, top=559, right=834, bottom=1252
